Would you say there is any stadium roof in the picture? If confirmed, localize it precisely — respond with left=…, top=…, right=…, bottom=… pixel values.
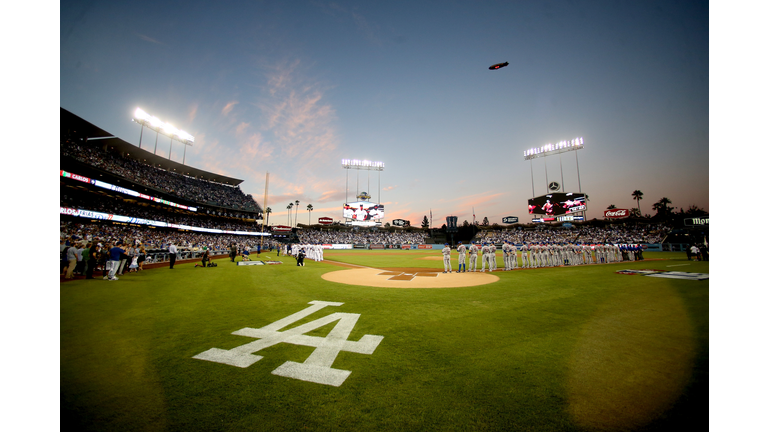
left=61, top=108, right=244, bottom=186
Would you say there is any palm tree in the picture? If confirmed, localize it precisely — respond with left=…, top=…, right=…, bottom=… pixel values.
left=265, top=207, right=272, bottom=226
left=631, top=190, right=644, bottom=216
left=653, top=197, right=673, bottom=218
left=306, top=204, right=313, bottom=225
left=294, top=200, right=300, bottom=227
left=607, top=204, right=616, bottom=209
left=287, top=203, right=293, bottom=226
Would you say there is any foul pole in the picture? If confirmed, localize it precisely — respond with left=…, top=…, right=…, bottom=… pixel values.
left=260, top=172, right=269, bottom=249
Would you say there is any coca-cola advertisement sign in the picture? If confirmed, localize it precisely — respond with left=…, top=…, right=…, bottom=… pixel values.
left=318, top=217, right=333, bottom=225
left=604, top=209, right=629, bottom=218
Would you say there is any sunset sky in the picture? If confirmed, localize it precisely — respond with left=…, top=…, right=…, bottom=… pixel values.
left=59, top=0, right=710, bottom=226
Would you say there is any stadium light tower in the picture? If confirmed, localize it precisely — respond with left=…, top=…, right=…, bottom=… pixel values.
left=132, top=108, right=195, bottom=164
left=524, top=137, right=584, bottom=197
left=342, top=159, right=385, bottom=205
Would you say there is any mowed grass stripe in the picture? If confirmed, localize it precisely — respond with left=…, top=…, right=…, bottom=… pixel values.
left=60, top=251, right=708, bottom=431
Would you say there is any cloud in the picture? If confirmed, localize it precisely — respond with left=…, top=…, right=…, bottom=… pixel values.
left=188, top=104, right=198, bottom=123
left=235, top=122, right=250, bottom=134
left=222, top=100, right=238, bottom=116
left=325, top=3, right=381, bottom=46
left=136, top=34, right=166, bottom=45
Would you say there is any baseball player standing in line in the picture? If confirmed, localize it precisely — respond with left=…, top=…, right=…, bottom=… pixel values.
left=469, top=241, right=479, bottom=272
left=481, top=243, right=490, bottom=272
left=441, top=243, right=452, bottom=273
left=509, top=241, right=518, bottom=269
left=457, top=241, right=466, bottom=273
left=520, top=242, right=530, bottom=268
left=502, top=240, right=511, bottom=271
left=489, top=242, right=497, bottom=271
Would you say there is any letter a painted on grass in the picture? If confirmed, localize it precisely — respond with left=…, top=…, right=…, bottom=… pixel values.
left=193, top=301, right=383, bottom=387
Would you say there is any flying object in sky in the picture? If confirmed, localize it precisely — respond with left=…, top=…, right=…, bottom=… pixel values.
left=488, top=61, right=509, bottom=70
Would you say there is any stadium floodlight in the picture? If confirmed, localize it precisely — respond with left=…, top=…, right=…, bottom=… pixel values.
left=132, top=107, right=195, bottom=146
left=341, top=159, right=385, bottom=171
left=132, top=107, right=195, bottom=163
left=523, top=137, right=583, bottom=160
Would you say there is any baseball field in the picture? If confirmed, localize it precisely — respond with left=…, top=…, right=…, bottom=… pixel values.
left=60, top=249, right=709, bottom=431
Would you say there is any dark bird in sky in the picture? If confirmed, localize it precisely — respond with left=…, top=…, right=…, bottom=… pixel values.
left=489, top=61, right=509, bottom=70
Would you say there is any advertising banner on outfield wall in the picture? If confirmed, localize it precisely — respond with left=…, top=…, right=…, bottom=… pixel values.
left=370, top=244, right=385, bottom=249
left=401, top=245, right=411, bottom=250
left=60, top=207, right=269, bottom=236
left=327, top=244, right=352, bottom=250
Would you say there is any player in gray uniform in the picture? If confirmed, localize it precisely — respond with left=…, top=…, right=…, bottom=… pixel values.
left=502, top=241, right=511, bottom=271
left=457, top=241, right=467, bottom=273
left=509, top=242, right=518, bottom=269
left=531, top=243, right=541, bottom=268
left=481, top=243, right=491, bottom=272
left=468, top=241, right=479, bottom=271
left=520, top=242, right=530, bottom=268
left=441, top=243, right=452, bottom=273
left=489, top=243, right=497, bottom=271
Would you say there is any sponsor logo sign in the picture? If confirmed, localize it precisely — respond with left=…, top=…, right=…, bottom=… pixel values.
left=237, top=261, right=265, bottom=266
left=330, top=244, right=352, bottom=250
left=392, top=219, right=408, bottom=227
left=401, top=244, right=411, bottom=250
left=502, top=216, right=519, bottom=224
left=604, top=209, right=629, bottom=218
left=318, top=217, right=333, bottom=225
left=417, top=244, right=432, bottom=249
left=193, top=301, right=383, bottom=387
left=370, top=244, right=385, bottom=249
left=684, top=217, right=709, bottom=227
left=272, top=225, right=292, bottom=232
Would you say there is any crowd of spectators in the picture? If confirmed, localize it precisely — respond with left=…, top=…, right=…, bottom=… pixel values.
left=61, top=191, right=264, bottom=233
left=297, top=229, right=427, bottom=245
left=60, top=220, right=273, bottom=256
left=473, top=223, right=670, bottom=245
left=61, top=139, right=260, bottom=212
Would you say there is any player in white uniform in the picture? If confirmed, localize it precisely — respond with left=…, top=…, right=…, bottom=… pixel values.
left=441, top=243, right=452, bottom=273
left=456, top=241, right=466, bottom=273
left=354, top=205, right=368, bottom=221
left=469, top=241, right=479, bottom=272
left=489, top=243, right=497, bottom=271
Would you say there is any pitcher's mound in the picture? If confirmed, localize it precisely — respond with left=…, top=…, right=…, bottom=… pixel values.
left=321, top=267, right=499, bottom=288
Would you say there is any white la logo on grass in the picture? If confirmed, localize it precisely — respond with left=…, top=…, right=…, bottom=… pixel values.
left=193, top=301, right=383, bottom=387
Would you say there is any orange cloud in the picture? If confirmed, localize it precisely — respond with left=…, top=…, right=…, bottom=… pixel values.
left=222, top=100, right=238, bottom=116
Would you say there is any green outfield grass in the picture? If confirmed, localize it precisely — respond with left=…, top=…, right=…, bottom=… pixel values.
left=60, top=250, right=708, bottom=431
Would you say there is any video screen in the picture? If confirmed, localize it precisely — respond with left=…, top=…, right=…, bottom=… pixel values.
left=528, top=193, right=587, bottom=216
left=343, top=201, right=384, bottom=221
